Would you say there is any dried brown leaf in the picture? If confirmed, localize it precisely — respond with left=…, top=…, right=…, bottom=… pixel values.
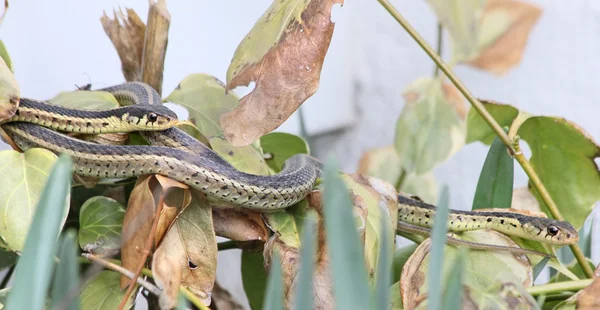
left=152, top=192, right=217, bottom=306
left=467, top=0, right=543, bottom=75
left=212, top=207, right=270, bottom=242
left=577, top=275, right=600, bottom=309
left=141, top=0, right=170, bottom=94
left=0, top=51, right=18, bottom=121
left=222, top=0, right=343, bottom=146
left=100, top=7, right=146, bottom=82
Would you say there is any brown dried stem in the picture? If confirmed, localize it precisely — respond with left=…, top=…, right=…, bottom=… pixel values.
left=141, top=0, right=170, bottom=95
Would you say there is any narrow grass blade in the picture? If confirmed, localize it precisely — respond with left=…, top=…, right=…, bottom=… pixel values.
left=374, top=213, right=392, bottom=310
left=293, top=219, right=316, bottom=310
left=441, top=248, right=467, bottom=310
left=322, top=158, right=370, bottom=310
left=263, top=252, right=284, bottom=310
left=533, top=256, right=551, bottom=282
left=6, top=155, right=72, bottom=310
left=51, top=229, right=80, bottom=310
left=472, top=136, right=513, bottom=210
left=427, top=185, right=450, bottom=310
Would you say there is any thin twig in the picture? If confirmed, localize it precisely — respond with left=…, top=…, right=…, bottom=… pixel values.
left=527, top=279, right=593, bottom=296
left=377, top=0, right=594, bottom=279
left=83, top=253, right=162, bottom=296
left=0, top=265, right=14, bottom=288
left=217, top=240, right=239, bottom=251
left=180, top=286, right=211, bottom=310
left=118, top=192, right=167, bottom=310
left=433, top=22, right=442, bottom=77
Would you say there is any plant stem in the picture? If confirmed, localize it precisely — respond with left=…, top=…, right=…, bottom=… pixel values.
left=394, top=169, right=407, bottom=192
left=527, top=279, right=592, bottom=296
left=434, top=23, right=442, bottom=77
left=218, top=240, right=239, bottom=251
left=376, top=0, right=594, bottom=278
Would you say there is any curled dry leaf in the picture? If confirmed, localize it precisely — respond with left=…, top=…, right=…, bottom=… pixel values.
left=222, top=0, right=343, bottom=146
left=152, top=192, right=217, bottom=307
left=119, top=174, right=189, bottom=289
left=577, top=272, right=600, bottom=309
left=100, top=7, right=146, bottom=81
left=212, top=207, right=270, bottom=242
left=140, top=0, right=170, bottom=94
left=467, top=0, right=543, bottom=75
left=0, top=51, right=19, bottom=122
left=400, top=230, right=534, bottom=309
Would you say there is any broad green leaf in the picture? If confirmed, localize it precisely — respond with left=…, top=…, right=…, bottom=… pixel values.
left=466, top=101, right=519, bottom=145
left=264, top=200, right=312, bottom=249
left=0, top=49, right=18, bottom=121
left=80, top=271, right=132, bottom=309
left=263, top=252, right=284, bottom=310
left=518, top=117, right=600, bottom=229
left=51, top=229, right=80, bottom=310
left=374, top=213, right=393, bottom=310
left=392, top=244, right=418, bottom=283
left=0, top=148, right=67, bottom=252
left=175, top=120, right=210, bottom=147
left=293, top=219, right=317, bottom=310
left=472, top=135, right=514, bottom=210
left=358, top=146, right=439, bottom=203
left=224, top=0, right=339, bottom=146
left=260, top=132, right=310, bottom=172
left=425, top=0, right=485, bottom=63
left=549, top=258, right=596, bottom=283
left=6, top=155, right=72, bottom=310
left=49, top=90, right=119, bottom=110
left=241, top=251, right=268, bottom=310
left=394, top=78, right=466, bottom=174
left=208, top=137, right=270, bottom=175
left=78, top=196, right=125, bottom=255
left=389, top=282, right=403, bottom=310
left=0, top=41, right=12, bottom=72
left=441, top=248, right=467, bottom=310
left=401, top=230, right=534, bottom=309
left=427, top=186, right=450, bottom=310
left=322, top=159, right=370, bottom=309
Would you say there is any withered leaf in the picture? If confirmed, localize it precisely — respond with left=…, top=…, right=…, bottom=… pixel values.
left=0, top=49, right=18, bottom=122
left=101, top=7, right=146, bottom=82
left=223, top=0, right=343, bottom=146
left=152, top=192, right=217, bottom=307
left=467, top=0, right=543, bottom=75
left=212, top=207, right=269, bottom=242
left=577, top=273, right=600, bottom=309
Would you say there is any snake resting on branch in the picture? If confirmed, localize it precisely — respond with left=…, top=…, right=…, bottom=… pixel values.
left=0, top=82, right=579, bottom=257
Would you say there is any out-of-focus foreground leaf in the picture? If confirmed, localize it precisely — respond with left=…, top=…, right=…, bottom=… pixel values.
left=0, top=44, right=18, bottom=121
left=78, top=196, right=125, bottom=255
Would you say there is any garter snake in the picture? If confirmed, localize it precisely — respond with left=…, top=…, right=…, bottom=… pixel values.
left=0, top=82, right=579, bottom=254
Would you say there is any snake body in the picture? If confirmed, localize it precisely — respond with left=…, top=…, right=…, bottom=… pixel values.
left=0, top=82, right=579, bottom=249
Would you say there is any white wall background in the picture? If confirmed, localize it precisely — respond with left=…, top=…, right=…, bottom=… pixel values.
left=1, top=0, right=599, bottom=308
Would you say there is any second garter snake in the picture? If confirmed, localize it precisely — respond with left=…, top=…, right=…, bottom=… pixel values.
left=0, top=82, right=579, bottom=256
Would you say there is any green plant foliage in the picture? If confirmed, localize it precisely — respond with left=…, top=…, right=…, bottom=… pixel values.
left=78, top=196, right=125, bottom=255
left=532, top=256, right=551, bottom=282
left=392, top=244, right=418, bottom=282
left=322, top=159, right=370, bottom=310
left=49, top=90, right=119, bottom=110
left=80, top=271, right=132, bottom=309
left=51, top=229, right=80, bottom=310
left=263, top=252, right=284, bottom=310
left=242, top=251, right=268, bottom=310
left=6, top=155, right=72, bottom=310
left=389, top=282, right=403, bottom=310
left=472, top=135, right=514, bottom=210
left=441, top=248, right=467, bottom=310
left=374, top=213, right=393, bottom=310
left=260, top=132, right=310, bottom=172
left=466, top=102, right=519, bottom=145
left=293, top=219, right=317, bottom=310
left=427, top=186, right=450, bottom=310
left=0, top=41, right=13, bottom=72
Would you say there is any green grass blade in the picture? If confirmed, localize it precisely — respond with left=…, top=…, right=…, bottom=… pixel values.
left=51, top=229, right=80, bottom=310
left=427, top=185, right=450, bottom=310
left=374, top=213, right=392, bottom=310
left=6, top=155, right=72, bottom=310
left=263, top=252, right=284, bottom=310
left=293, top=219, right=316, bottom=310
left=441, top=248, right=467, bottom=310
left=322, top=158, right=370, bottom=310
left=472, top=136, right=513, bottom=210
left=533, top=256, right=551, bottom=282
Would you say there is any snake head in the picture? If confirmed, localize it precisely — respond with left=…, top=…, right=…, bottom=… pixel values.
left=525, top=217, right=579, bottom=245
left=122, top=105, right=179, bottom=130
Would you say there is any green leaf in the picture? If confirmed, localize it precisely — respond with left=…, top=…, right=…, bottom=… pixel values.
left=441, top=248, right=467, bottom=310
left=533, top=256, right=550, bottom=282
left=322, top=159, right=370, bottom=310
left=242, top=251, right=268, bottom=310
left=0, top=248, right=17, bottom=271
left=389, top=281, right=403, bottom=310
left=49, top=90, right=119, bottom=110
left=394, top=78, right=466, bottom=174
left=466, top=101, right=519, bottom=145
left=6, top=155, right=72, bottom=310
left=374, top=213, right=392, bottom=310
left=263, top=252, right=284, bottom=310
left=427, top=185, right=450, bottom=310
left=208, top=136, right=270, bottom=175
left=0, top=45, right=18, bottom=122
left=0, top=41, right=13, bottom=72
left=293, top=219, right=317, bottom=310
left=78, top=196, right=125, bottom=255
left=472, top=135, right=513, bottom=210
left=51, top=229, right=80, bottom=310
left=518, top=117, right=600, bottom=229
left=80, top=271, right=132, bottom=309
left=260, top=132, right=310, bottom=172
left=393, top=244, right=418, bottom=283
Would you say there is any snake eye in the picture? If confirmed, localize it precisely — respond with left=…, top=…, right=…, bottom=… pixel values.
left=148, top=113, right=158, bottom=122
left=547, top=225, right=559, bottom=236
